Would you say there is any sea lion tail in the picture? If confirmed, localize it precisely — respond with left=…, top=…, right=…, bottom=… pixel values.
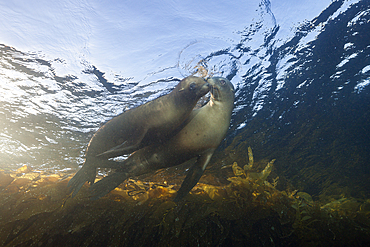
left=89, top=172, right=128, bottom=200
left=67, top=164, right=96, bottom=197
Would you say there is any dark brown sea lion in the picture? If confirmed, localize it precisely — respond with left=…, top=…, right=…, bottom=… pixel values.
left=68, top=76, right=210, bottom=197
left=89, top=77, right=235, bottom=201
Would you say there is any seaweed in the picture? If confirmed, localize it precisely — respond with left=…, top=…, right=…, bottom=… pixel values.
left=1, top=149, right=370, bottom=246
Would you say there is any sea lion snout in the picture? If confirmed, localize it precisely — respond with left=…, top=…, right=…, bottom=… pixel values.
left=206, top=77, right=235, bottom=104
left=192, top=78, right=210, bottom=97
left=178, top=76, right=209, bottom=97
left=200, top=81, right=211, bottom=92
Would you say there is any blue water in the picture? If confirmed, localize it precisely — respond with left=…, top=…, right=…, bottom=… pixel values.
left=0, top=0, right=369, bottom=198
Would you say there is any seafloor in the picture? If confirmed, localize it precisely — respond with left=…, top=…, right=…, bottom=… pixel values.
left=1, top=148, right=369, bottom=247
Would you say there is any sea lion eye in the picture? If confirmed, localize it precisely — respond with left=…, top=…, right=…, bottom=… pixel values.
left=220, top=80, right=226, bottom=85
left=189, top=82, right=196, bottom=90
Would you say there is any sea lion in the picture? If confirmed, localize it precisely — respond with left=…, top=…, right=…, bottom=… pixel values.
left=89, top=77, right=235, bottom=201
left=68, top=76, right=210, bottom=197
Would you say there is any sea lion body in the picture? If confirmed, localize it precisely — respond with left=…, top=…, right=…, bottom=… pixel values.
left=68, top=76, right=210, bottom=197
left=90, top=77, right=235, bottom=201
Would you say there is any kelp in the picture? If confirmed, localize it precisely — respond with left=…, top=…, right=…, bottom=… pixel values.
left=1, top=150, right=370, bottom=246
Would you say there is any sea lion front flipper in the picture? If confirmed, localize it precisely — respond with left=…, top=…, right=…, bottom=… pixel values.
left=173, top=149, right=215, bottom=202
left=95, top=141, right=129, bottom=157
left=89, top=171, right=129, bottom=200
left=96, top=130, right=148, bottom=158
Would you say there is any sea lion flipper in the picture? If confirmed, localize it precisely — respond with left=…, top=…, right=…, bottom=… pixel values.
left=96, top=142, right=141, bottom=158
left=173, top=149, right=215, bottom=202
left=89, top=172, right=128, bottom=200
left=67, top=164, right=97, bottom=197
left=95, top=141, right=129, bottom=157
left=96, top=131, right=148, bottom=158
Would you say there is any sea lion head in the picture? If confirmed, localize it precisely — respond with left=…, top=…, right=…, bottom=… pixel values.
left=207, top=77, right=235, bottom=105
left=176, top=76, right=210, bottom=99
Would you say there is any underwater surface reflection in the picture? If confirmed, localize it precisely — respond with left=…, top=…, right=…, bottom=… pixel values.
left=1, top=0, right=370, bottom=245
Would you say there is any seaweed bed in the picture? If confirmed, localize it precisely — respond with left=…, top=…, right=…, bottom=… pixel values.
left=1, top=149, right=370, bottom=247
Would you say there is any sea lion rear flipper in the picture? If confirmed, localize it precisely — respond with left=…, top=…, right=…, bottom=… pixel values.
left=89, top=172, right=128, bottom=200
left=67, top=164, right=96, bottom=197
left=173, top=149, right=215, bottom=202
